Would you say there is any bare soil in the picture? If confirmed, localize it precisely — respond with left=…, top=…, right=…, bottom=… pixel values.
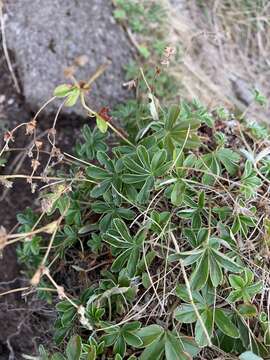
left=0, top=49, right=88, bottom=359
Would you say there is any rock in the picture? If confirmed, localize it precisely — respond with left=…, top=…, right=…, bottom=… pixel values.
left=0, top=95, right=5, bottom=104
left=5, top=0, right=133, bottom=116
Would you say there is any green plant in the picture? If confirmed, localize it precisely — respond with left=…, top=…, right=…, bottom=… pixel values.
left=2, top=64, right=270, bottom=360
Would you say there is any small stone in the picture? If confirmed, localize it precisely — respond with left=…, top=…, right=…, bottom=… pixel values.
left=0, top=95, right=6, bottom=104
left=7, top=98, right=14, bottom=105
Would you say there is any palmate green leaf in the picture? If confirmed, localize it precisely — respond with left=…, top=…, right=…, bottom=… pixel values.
left=53, top=84, right=73, bottom=97
left=87, top=166, right=110, bottom=180
left=65, top=88, right=80, bottom=107
left=137, top=145, right=151, bottom=168
left=227, top=270, right=262, bottom=303
left=183, top=228, right=207, bottom=248
left=151, top=149, right=167, bottom=172
left=172, top=234, right=241, bottom=289
left=150, top=210, right=170, bottom=234
left=229, top=274, right=246, bottom=289
left=136, top=325, right=164, bottom=346
left=177, top=192, right=207, bottom=230
left=240, top=160, right=262, bottom=199
left=137, top=176, right=154, bottom=204
left=209, top=251, right=223, bottom=287
left=123, top=321, right=141, bottom=332
left=113, top=336, right=126, bottom=357
left=139, top=335, right=165, bottom=360
left=103, top=219, right=146, bottom=276
left=103, top=322, right=143, bottom=357
left=92, top=200, right=135, bottom=232
left=123, top=332, right=143, bottom=347
left=175, top=287, right=239, bottom=345
left=111, top=248, right=132, bottom=271
left=238, top=304, right=257, bottom=318
left=232, top=213, right=256, bottom=236
left=227, top=289, right=242, bottom=303
left=122, top=145, right=169, bottom=204
left=195, top=309, right=213, bottom=347
left=171, top=180, right=186, bottom=206
left=160, top=105, right=201, bottom=153
left=216, top=148, right=240, bottom=175
left=197, top=147, right=240, bottom=185
left=198, top=152, right=220, bottom=185
left=113, top=218, right=132, bottom=242
left=76, top=125, right=108, bottom=160
left=191, top=251, right=209, bottom=290
left=214, top=309, right=239, bottom=339
left=127, top=248, right=140, bottom=276
left=175, top=284, right=205, bottom=304
left=87, top=152, right=124, bottom=201
left=139, top=330, right=193, bottom=360
left=96, top=114, right=108, bottom=133
left=164, top=331, right=190, bottom=360
left=66, top=335, right=82, bottom=360
left=212, top=249, right=242, bottom=273
left=174, top=304, right=202, bottom=323
left=60, top=306, right=77, bottom=327
left=168, top=248, right=203, bottom=265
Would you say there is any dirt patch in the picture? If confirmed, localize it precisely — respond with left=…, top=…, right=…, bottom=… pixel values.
left=0, top=48, right=91, bottom=358
left=0, top=49, right=50, bottom=358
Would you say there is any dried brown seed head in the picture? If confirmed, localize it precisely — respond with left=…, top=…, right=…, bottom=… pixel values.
left=25, top=119, right=37, bottom=135
left=74, top=54, right=89, bottom=67
left=4, top=131, right=14, bottom=142
left=31, top=159, right=41, bottom=171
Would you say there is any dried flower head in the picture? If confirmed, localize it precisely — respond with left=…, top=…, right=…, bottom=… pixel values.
left=98, top=107, right=112, bottom=122
left=123, top=79, right=137, bottom=90
left=25, top=119, right=37, bottom=135
left=64, top=65, right=76, bottom=78
left=35, top=140, right=43, bottom=149
left=52, top=147, right=63, bottom=161
left=74, top=54, right=89, bottom=67
left=0, top=178, right=13, bottom=188
left=164, top=46, right=176, bottom=58
left=48, top=128, right=57, bottom=137
left=31, top=159, right=41, bottom=171
left=31, top=183, right=37, bottom=194
left=31, top=265, right=45, bottom=286
left=160, top=59, right=170, bottom=66
left=4, top=131, right=14, bottom=142
left=161, top=46, right=176, bottom=66
left=78, top=305, right=93, bottom=330
left=56, top=285, right=65, bottom=299
left=41, top=198, right=53, bottom=213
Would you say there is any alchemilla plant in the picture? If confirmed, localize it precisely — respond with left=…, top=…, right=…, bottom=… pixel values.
left=1, top=62, right=270, bottom=360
